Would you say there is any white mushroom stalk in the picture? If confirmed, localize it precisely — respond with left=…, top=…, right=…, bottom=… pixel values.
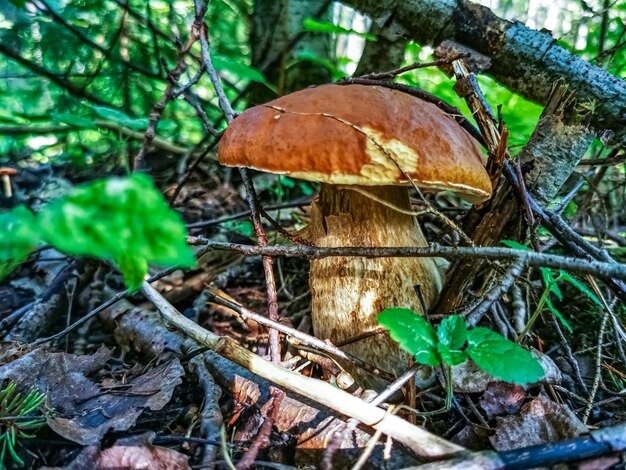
left=309, top=184, right=441, bottom=389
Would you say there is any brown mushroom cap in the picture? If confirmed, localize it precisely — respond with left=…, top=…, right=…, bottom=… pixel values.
left=0, top=168, right=17, bottom=176
left=219, top=84, right=492, bottom=202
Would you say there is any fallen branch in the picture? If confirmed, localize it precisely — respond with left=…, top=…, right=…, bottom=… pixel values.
left=140, top=282, right=466, bottom=460
left=206, top=289, right=396, bottom=382
left=412, top=422, right=626, bottom=469
left=343, top=0, right=626, bottom=143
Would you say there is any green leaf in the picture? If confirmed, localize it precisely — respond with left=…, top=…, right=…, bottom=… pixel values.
left=38, top=174, right=195, bottom=291
left=91, top=106, right=149, bottom=130
left=501, top=240, right=530, bottom=251
left=51, top=112, right=96, bottom=129
left=377, top=308, right=441, bottom=366
left=545, top=297, right=572, bottom=332
left=213, top=56, right=270, bottom=85
left=559, top=271, right=601, bottom=306
left=302, top=18, right=376, bottom=41
left=542, top=268, right=562, bottom=300
left=223, top=220, right=254, bottom=237
left=9, top=0, right=26, bottom=7
left=437, top=343, right=468, bottom=366
left=0, top=206, right=41, bottom=281
left=466, top=328, right=544, bottom=384
left=437, top=315, right=467, bottom=350
left=436, top=315, right=469, bottom=367
left=291, top=50, right=346, bottom=80
left=115, top=253, right=149, bottom=292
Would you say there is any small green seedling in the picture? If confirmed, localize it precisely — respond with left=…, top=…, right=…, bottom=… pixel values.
left=378, top=308, right=544, bottom=393
left=0, top=381, right=48, bottom=467
left=502, top=240, right=601, bottom=338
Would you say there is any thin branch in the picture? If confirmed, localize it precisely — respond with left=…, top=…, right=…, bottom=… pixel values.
left=193, top=0, right=281, bottom=363
left=186, top=238, right=626, bottom=281
left=416, top=422, right=626, bottom=469
left=34, top=0, right=161, bottom=80
left=465, top=259, right=526, bottom=327
left=133, top=34, right=198, bottom=170
left=205, top=290, right=396, bottom=382
left=357, top=54, right=469, bottom=81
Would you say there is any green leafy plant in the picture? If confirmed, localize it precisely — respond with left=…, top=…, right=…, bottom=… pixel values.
left=378, top=308, right=544, bottom=385
left=2, top=174, right=195, bottom=291
left=0, top=382, right=48, bottom=467
left=501, top=240, right=601, bottom=336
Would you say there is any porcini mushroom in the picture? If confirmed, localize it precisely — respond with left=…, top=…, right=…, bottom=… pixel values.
left=0, top=167, right=17, bottom=198
left=219, top=84, right=492, bottom=390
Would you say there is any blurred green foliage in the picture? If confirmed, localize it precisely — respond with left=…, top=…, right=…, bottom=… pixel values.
left=0, top=0, right=622, bottom=166
left=1, top=175, right=194, bottom=290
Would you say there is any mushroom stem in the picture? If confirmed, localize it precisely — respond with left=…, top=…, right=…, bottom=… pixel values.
left=309, top=184, right=442, bottom=391
left=1, top=175, right=11, bottom=198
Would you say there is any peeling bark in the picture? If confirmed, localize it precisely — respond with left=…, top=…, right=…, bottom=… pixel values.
left=435, top=81, right=593, bottom=313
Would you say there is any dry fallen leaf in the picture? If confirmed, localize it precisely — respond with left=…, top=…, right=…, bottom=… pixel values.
left=479, top=382, right=526, bottom=418
left=490, top=394, right=587, bottom=451
left=0, top=347, right=184, bottom=445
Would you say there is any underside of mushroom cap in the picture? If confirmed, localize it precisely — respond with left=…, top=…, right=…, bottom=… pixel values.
left=219, top=84, right=492, bottom=202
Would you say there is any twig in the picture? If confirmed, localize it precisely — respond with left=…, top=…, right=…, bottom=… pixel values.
left=133, top=34, right=198, bottom=170
left=205, top=290, right=395, bottom=382
left=582, top=280, right=614, bottom=424
left=193, top=0, right=281, bottom=363
left=169, top=134, right=222, bottom=205
left=323, top=364, right=422, bottom=468
left=357, top=54, right=469, bottom=81
left=186, top=238, right=626, bottom=281
left=141, top=281, right=466, bottom=459
left=186, top=199, right=309, bottom=229
left=337, top=78, right=483, bottom=143
left=465, top=259, right=526, bottom=327
left=32, top=244, right=218, bottom=345
left=186, top=340, right=222, bottom=470
left=578, top=150, right=626, bottom=166
left=415, top=422, right=626, bottom=469
left=235, top=388, right=285, bottom=470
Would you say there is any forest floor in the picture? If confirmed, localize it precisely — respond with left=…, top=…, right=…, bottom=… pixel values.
left=0, top=165, right=625, bottom=470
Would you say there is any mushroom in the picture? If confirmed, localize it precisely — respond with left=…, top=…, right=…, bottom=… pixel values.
left=0, top=167, right=17, bottom=198
left=218, top=84, right=492, bottom=390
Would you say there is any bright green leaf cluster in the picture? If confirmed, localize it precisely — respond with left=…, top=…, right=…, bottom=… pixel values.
left=0, top=207, right=41, bottom=281
left=378, top=308, right=544, bottom=385
left=302, top=18, right=377, bottom=41
left=2, top=174, right=195, bottom=291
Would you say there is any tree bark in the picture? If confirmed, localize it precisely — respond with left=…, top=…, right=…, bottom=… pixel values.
left=353, top=23, right=407, bottom=76
left=341, top=0, right=626, bottom=143
left=250, top=0, right=333, bottom=104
